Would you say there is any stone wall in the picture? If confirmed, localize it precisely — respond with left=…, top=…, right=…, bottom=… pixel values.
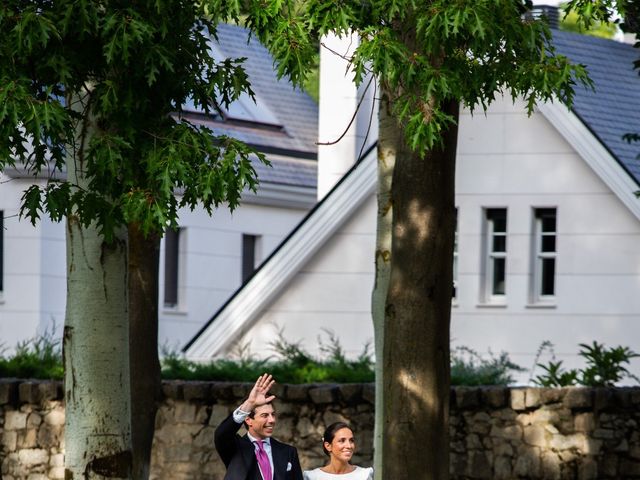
left=1, top=380, right=640, bottom=479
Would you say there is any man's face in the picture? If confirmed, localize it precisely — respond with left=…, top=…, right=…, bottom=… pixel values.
left=246, top=404, right=276, bottom=439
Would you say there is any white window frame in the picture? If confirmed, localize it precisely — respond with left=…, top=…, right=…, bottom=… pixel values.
left=532, top=208, right=557, bottom=303
left=482, top=208, right=507, bottom=304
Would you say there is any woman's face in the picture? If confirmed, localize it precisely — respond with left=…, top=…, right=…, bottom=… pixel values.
left=325, top=427, right=355, bottom=463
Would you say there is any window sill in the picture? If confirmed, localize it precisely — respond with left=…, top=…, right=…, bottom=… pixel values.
left=525, top=303, right=557, bottom=309
left=162, top=307, right=188, bottom=316
left=475, top=302, right=507, bottom=308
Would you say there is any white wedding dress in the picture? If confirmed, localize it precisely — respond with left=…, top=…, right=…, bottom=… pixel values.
left=303, top=466, right=374, bottom=480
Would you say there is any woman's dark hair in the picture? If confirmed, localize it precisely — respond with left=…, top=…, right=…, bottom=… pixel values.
left=321, top=422, right=352, bottom=456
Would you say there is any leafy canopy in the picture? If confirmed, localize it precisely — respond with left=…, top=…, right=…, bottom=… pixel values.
left=298, top=0, right=591, bottom=154
left=0, top=0, right=313, bottom=239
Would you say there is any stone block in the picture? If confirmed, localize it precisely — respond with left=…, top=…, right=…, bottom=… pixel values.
left=549, top=433, right=585, bottom=451
left=18, top=448, right=48, bottom=466
left=574, top=412, right=595, bottom=432
left=539, top=388, right=564, bottom=405
left=48, top=466, right=65, bottom=479
left=321, top=411, right=348, bottom=427
left=540, top=451, right=561, bottom=480
left=36, top=382, right=60, bottom=403
left=309, top=386, right=337, bottom=404
left=467, top=450, right=492, bottom=479
left=285, top=385, right=310, bottom=401
left=37, top=424, right=62, bottom=449
left=2, top=430, right=18, bottom=451
left=0, top=379, right=19, bottom=406
left=173, top=402, right=197, bottom=423
left=18, top=382, right=37, bottom=404
left=337, top=384, right=362, bottom=404
left=613, top=388, right=632, bottom=409
left=524, top=425, right=547, bottom=448
left=161, top=380, right=183, bottom=400
left=5, top=411, right=28, bottom=430
left=577, top=457, right=598, bottom=479
left=17, top=428, right=38, bottom=449
left=481, top=387, right=507, bottom=408
left=208, top=404, right=231, bottom=427
left=209, top=382, right=235, bottom=401
left=231, top=383, right=252, bottom=400
left=530, top=407, right=560, bottom=425
left=594, top=388, right=614, bottom=411
left=619, top=459, right=640, bottom=476
left=490, top=424, right=522, bottom=441
left=362, top=384, right=375, bottom=404
left=49, top=453, right=64, bottom=467
left=456, top=387, right=480, bottom=409
left=182, top=382, right=211, bottom=401
left=525, top=388, right=542, bottom=408
left=510, top=388, right=526, bottom=411
left=493, top=455, right=512, bottom=480
left=563, top=388, right=593, bottom=409
left=26, top=412, right=42, bottom=428
left=514, top=446, right=541, bottom=478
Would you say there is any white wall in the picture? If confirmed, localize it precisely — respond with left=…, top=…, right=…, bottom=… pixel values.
left=1, top=172, right=312, bottom=353
left=227, top=96, right=640, bottom=383
left=0, top=175, right=64, bottom=350
left=158, top=201, right=310, bottom=349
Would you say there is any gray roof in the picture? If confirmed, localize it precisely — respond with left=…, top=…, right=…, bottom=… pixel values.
left=210, top=23, right=318, bottom=188
left=553, top=30, right=640, bottom=183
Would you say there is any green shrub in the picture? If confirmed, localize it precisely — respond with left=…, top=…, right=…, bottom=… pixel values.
left=451, top=346, right=524, bottom=386
left=534, top=341, right=639, bottom=387
left=0, top=328, right=63, bottom=380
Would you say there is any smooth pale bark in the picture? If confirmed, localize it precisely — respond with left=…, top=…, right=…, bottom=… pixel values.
left=381, top=98, right=459, bottom=480
left=64, top=92, right=133, bottom=479
left=128, top=223, right=161, bottom=480
left=371, top=87, right=398, bottom=480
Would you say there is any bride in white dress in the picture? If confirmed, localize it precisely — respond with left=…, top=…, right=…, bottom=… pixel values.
left=303, top=422, right=374, bottom=480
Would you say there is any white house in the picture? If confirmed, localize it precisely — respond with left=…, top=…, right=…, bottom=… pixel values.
left=2, top=22, right=639, bottom=383
left=0, top=24, right=319, bottom=351
left=184, top=28, right=640, bottom=383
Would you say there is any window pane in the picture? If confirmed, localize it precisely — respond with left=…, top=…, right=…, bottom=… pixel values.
left=242, top=234, right=257, bottom=283
left=541, top=258, right=555, bottom=295
left=164, top=228, right=180, bottom=306
left=541, top=235, right=556, bottom=252
left=493, top=258, right=505, bottom=295
left=493, top=235, right=506, bottom=253
left=493, top=216, right=507, bottom=233
left=541, top=214, right=556, bottom=232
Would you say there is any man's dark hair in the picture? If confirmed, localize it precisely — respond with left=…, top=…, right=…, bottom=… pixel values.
left=244, top=401, right=274, bottom=428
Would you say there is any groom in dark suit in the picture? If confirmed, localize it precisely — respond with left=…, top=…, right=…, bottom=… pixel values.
left=215, top=373, right=303, bottom=480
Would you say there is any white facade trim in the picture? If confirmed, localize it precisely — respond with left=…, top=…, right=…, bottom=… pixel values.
left=538, top=102, right=640, bottom=220
left=184, top=148, right=377, bottom=359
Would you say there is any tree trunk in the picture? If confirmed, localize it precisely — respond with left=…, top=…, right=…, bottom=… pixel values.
left=64, top=90, right=132, bottom=479
left=128, top=223, right=161, bottom=480
left=381, top=98, right=459, bottom=480
left=371, top=86, right=400, bottom=480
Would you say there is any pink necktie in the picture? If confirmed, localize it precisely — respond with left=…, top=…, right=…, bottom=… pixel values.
left=255, top=440, right=272, bottom=480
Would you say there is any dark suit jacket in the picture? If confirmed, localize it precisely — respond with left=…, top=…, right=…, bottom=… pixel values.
left=214, top=413, right=303, bottom=480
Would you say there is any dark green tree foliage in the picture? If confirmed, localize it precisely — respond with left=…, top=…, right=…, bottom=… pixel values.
left=0, top=0, right=313, bottom=235
left=301, top=0, right=590, bottom=153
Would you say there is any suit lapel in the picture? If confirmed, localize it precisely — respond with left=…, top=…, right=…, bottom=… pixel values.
left=239, top=434, right=258, bottom=478
left=270, top=439, right=287, bottom=480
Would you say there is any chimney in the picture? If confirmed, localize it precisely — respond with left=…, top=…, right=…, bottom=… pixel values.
left=527, top=5, right=560, bottom=29
left=317, top=32, right=360, bottom=200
